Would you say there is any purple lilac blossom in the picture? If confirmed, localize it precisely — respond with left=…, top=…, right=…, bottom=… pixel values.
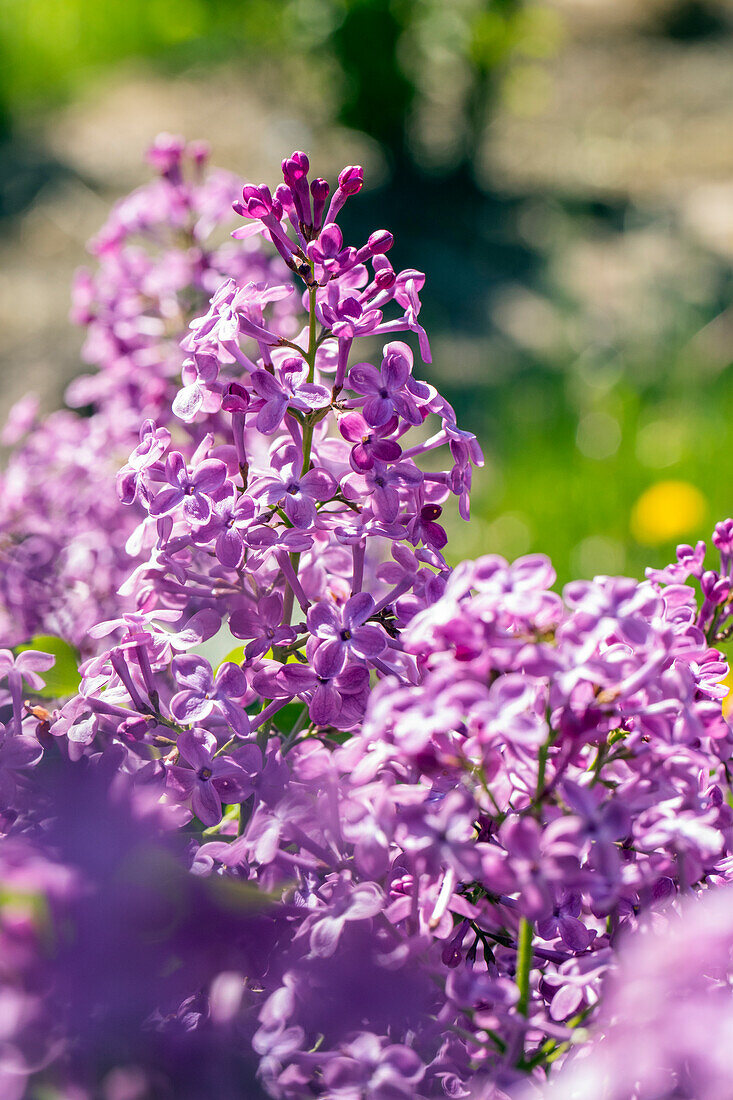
left=2, top=138, right=733, bottom=1100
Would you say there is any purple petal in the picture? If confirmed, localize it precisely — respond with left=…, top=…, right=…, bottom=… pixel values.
left=339, top=411, right=369, bottom=444
left=216, top=528, right=244, bottom=569
left=285, top=493, right=316, bottom=529
left=166, top=765, right=196, bottom=799
left=0, top=651, right=15, bottom=676
left=260, top=592, right=284, bottom=627
left=350, top=624, right=386, bottom=659
left=215, top=696, right=251, bottom=737
left=230, top=609, right=262, bottom=640
left=309, top=915, right=345, bottom=958
left=381, top=350, right=410, bottom=391
left=173, top=655, right=213, bottom=693
left=192, top=459, right=227, bottom=495
left=192, top=782, right=223, bottom=827
left=1, top=735, right=42, bottom=769
left=172, top=383, right=204, bottom=423
left=194, top=352, right=219, bottom=384
left=549, top=983, right=584, bottom=1022
left=348, top=362, right=382, bottom=396
left=307, top=601, right=340, bottom=639
left=170, top=690, right=213, bottom=725
left=184, top=494, right=212, bottom=524
left=251, top=369, right=284, bottom=400
left=372, top=484, right=399, bottom=522
left=16, top=651, right=55, bottom=675
left=309, top=682, right=341, bottom=726
left=299, top=467, right=336, bottom=501
left=558, top=915, right=592, bottom=953
left=212, top=763, right=253, bottom=803
left=255, top=398, right=287, bottom=434
left=363, top=395, right=393, bottom=428
left=343, top=592, right=375, bottom=629
left=216, top=662, right=248, bottom=699
left=280, top=665, right=316, bottom=693
left=177, top=728, right=216, bottom=770
left=336, top=665, right=370, bottom=694
left=345, top=883, right=384, bottom=920
left=150, top=485, right=184, bottom=516
left=372, top=438, right=402, bottom=462
left=312, top=641, right=347, bottom=679
left=392, top=461, right=423, bottom=485
left=175, top=609, right=221, bottom=650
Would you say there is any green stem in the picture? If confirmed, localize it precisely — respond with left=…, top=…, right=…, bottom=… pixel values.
left=535, top=740, right=549, bottom=808
left=280, top=550, right=301, bottom=629
left=214, top=736, right=237, bottom=758
left=516, top=917, right=533, bottom=1017
left=284, top=271, right=318, bottom=620
left=300, top=422, right=315, bottom=477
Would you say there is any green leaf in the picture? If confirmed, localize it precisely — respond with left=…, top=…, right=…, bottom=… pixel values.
left=272, top=701, right=307, bottom=735
left=15, top=634, right=80, bottom=699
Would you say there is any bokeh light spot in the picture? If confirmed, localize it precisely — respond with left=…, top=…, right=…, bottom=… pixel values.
left=576, top=411, right=621, bottom=460
left=630, top=480, right=707, bottom=546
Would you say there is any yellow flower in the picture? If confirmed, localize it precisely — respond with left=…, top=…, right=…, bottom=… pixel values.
left=630, top=481, right=707, bottom=547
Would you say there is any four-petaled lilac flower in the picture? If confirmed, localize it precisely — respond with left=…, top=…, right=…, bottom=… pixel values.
left=166, top=728, right=253, bottom=826
left=307, top=877, right=385, bottom=957
left=0, top=649, right=55, bottom=736
left=407, top=503, right=448, bottom=550
left=193, top=490, right=256, bottom=568
left=260, top=650, right=370, bottom=727
left=172, top=352, right=221, bottom=423
left=250, top=359, right=329, bottom=434
left=307, top=593, right=387, bottom=674
left=170, top=655, right=250, bottom=737
left=339, top=411, right=402, bottom=472
left=536, top=888, right=593, bottom=953
left=255, top=456, right=336, bottom=529
left=356, top=460, right=423, bottom=522
left=320, top=1033, right=424, bottom=1099
left=349, top=342, right=424, bottom=428
left=230, top=593, right=296, bottom=658
left=150, top=451, right=227, bottom=523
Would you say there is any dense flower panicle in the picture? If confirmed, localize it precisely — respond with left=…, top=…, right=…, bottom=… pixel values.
left=2, top=136, right=733, bottom=1099
left=0, top=135, right=292, bottom=649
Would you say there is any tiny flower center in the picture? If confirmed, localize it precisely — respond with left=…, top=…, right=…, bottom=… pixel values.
left=198, top=766, right=213, bottom=781
left=340, top=629, right=352, bottom=641
left=286, top=482, right=300, bottom=495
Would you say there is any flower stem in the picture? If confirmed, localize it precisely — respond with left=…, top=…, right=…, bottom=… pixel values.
left=516, top=917, right=533, bottom=1017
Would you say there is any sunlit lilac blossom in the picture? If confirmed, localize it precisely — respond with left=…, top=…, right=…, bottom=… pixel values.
left=1, top=137, right=732, bottom=1100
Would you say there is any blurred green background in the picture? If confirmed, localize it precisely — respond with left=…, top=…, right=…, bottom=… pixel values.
left=1, top=0, right=732, bottom=582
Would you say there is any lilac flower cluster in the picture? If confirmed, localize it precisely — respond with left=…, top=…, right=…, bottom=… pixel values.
left=530, top=884, right=733, bottom=1100
left=1, top=139, right=733, bottom=1098
left=0, top=134, right=290, bottom=649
